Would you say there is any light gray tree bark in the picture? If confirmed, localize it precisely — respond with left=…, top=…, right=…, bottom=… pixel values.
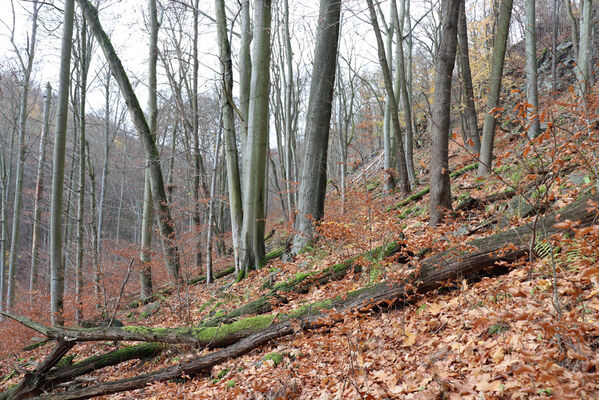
left=292, top=0, right=342, bottom=253
left=429, top=0, right=460, bottom=226
left=191, top=0, right=203, bottom=270
left=477, top=0, right=513, bottom=176
left=30, top=82, right=52, bottom=298
left=50, top=0, right=75, bottom=325
left=206, top=116, right=223, bottom=284
left=239, top=0, right=272, bottom=274
left=576, top=0, right=592, bottom=98
left=215, top=0, right=243, bottom=272
left=139, top=0, right=159, bottom=300
left=6, top=0, right=40, bottom=311
left=366, top=0, right=410, bottom=195
left=76, top=0, right=181, bottom=283
left=525, top=0, right=540, bottom=139
left=239, top=0, right=252, bottom=142
left=457, top=0, right=480, bottom=154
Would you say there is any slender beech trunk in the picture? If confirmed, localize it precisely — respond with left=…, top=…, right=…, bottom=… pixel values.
left=6, top=0, right=39, bottom=311
left=292, top=0, right=342, bottom=253
left=576, top=0, right=592, bottom=98
left=206, top=118, right=223, bottom=284
left=239, top=0, right=272, bottom=274
left=30, top=83, right=52, bottom=298
left=191, top=0, right=203, bottom=270
left=383, top=17, right=396, bottom=192
left=239, top=0, right=252, bottom=142
left=282, top=0, right=296, bottom=219
left=525, top=0, right=540, bottom=139
left=477, top=0, right=513, bottom=176
left=115, top=141, right=127, bottom=243
left=394, top=0, right=417, bottom=187
left=76, top=0, right=181, bottom=283
left=564, top=0, right=579, bottom=61
left=215, top=0, right=243, bottom=272
left=429, top=0, right=460, bottom=226
left=50, top=0, right=75, bottom=325
left=97, top=70, right=111, bottom=258
left=85, top=142, right=101, bottom=307
left=75, top=16, right=91, bottom=323
left=366, top=0, right=410, bottom=195
left=139, top=0, right=159, bottom=300
left=457, top=0, right=481, bottom=154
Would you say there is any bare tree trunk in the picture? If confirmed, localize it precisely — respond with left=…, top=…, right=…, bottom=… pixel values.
left=50, top=0, right=75, bottom=325
left=30, top=82, right=51, bottom=299
left=75, top=15, right=91, bottom=323
left=139, top=0, right=160, bottom=300
left=429, top=0, right=460, bottom=226
left=477, top=0, right=513, bottom=176
left=576, top=0, right=592, bottom=98
left=564, top=0, right=579, bottom=61
left=6, top=0, right=39, bottom=311
left=457, top=0, right=480, bottom=154
left=97, top=69, right=111, bottom=260
left=525, top=0, right=540, bottom=139
left=292, top=0, right=342, bottom=253
left=215, top=0, right=243, bottom=273
left=239, top=0, right=272, bottom=274
left=282, top=0, right=296, bottom=221
left=239, top=0, right=252, bottom=143
left=76, top=0, right=181, bottom=283
left=366, top=0, right=410, bottom=195
left=206, top=117, right=222, bottom=284
left=191, top=0, right=203, bottom=270
left=382, top=15, right=396, bottom=192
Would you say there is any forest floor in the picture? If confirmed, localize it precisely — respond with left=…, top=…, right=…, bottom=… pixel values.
left=1, top=91, right=599, bottom=399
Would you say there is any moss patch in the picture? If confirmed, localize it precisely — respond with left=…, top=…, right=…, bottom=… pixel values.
left=263, top=352, right=283, bottom=366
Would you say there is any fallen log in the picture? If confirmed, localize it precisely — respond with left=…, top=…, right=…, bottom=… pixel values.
left=5, top=195, right=597, bottom=400
left=455, top=188, right=516, bottom=212
left=198, top=241, right=407, bottom=327
left=0, top=344, right=162, bottom=400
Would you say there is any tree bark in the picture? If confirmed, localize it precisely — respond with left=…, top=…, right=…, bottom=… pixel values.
left=429, top=0, right=460, bottom=226
left=50, top=0, right=75, bottom=325
left=477, top=0, right=513, bottom=175
left=215, top=0, right=243, bottom=273
left=525, top=0, right=540, bottom=139
left=6, top=0, right=39, bottom=312
left=365, top=0, right=410, bottom=196
left=30, top=82, right=52, bottom=297
left=76, top=0, right=181, bottom=283
left=457, top=0, right=480, bottom=155
left=239, top=0, right=272, bottom=274
left=292, top=0, right=342, bottom=253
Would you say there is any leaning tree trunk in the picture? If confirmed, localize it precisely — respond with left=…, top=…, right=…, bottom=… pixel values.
left=477, top=0, right=513, bottom=176
left=525, top=0, right=540, bottom=139
left=429, top=0, right=460, bottom=226
left=239, top=0, right=272, bottom=274
left=457, top=0, right=480, bottom=155
left=215, top=0, right=243, bottom=273
left=30, top=82, right=52, bottom=297
left=50, top=0, right=75, bottom=326
left=6, top=0, right=39, bottom=312
left=293, top=0, right=342, bottom=253
left=76, top=0, right=181, bottom=283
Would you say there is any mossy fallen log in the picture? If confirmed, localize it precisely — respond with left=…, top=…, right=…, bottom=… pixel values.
left=199, top=241, right=407, bottom=327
